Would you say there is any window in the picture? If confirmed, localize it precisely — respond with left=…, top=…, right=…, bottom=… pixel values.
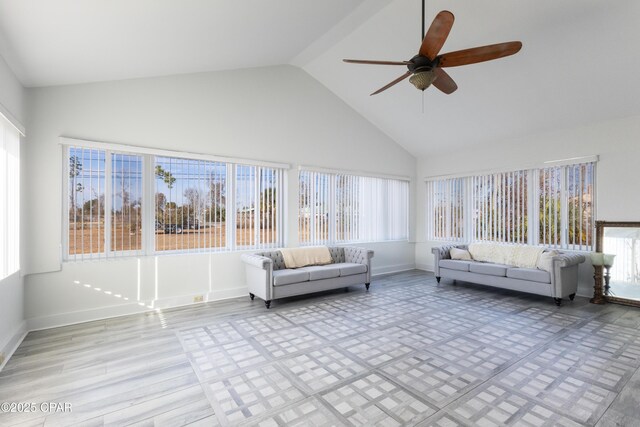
left=0, top=116, right=20, bottom=279
left=426, top=178, right=465, bottom=242
left=426, top=159, right=596, bottom=250
left=473, top=170, right=528, bottom=244
left=67, top=147, right=144, bottom=259
left=539, top=162, right=594, bottom=250
left=153, top=158, right=283, bottom=252
left=154, top=157, right=227, bottom=252
left=64, top=141, right=285, bottom=259
left=299, top=169, right=409, bottom=245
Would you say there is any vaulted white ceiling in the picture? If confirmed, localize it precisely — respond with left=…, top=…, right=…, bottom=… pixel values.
left=1, top=0, right=639, bottom=157
left=0, top=0, right=367, bottom=86
left=300, top=0, right=640, bottom=156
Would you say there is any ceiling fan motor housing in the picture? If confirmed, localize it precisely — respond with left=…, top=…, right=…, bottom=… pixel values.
left=407, top=54, right=438, bottom=73
left=408, top=55, right=439, bottom=91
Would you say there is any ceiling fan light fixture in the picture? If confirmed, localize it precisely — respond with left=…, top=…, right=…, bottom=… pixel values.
left=409, top=70, right=437, bottom=91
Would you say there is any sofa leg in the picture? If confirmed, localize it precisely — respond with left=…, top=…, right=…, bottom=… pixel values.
left=436, top=276, right=441, bottom=283
left=569, top=293, right=576, bottom=301
left=554, top=298, right=562, bottom=306
left=249, top=293, right=255, bottom=301
left=265, top=300, right=271, bottom=309
left=365, top=283, right=370, bottom=291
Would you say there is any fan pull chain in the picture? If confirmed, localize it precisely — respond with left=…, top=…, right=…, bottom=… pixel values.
left=422, top=90, right=425, bottom=114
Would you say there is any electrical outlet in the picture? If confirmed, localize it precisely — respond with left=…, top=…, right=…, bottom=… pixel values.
left=193, top=295, right=204, bottom=303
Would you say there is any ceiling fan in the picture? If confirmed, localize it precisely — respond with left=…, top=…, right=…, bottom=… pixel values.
left=343, top=1, right=522, bottom=95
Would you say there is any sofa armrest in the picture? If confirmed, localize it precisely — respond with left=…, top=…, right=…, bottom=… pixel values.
left=344, top=246, right=374, bottom=283
left=240, top=254, right=272, bottom=270
left=553, top=253, right=585, bottom=268
left=431, top=244, right=468, bottom=277
left=240, top=254, right=273, bottom=301
left=551, top=253, right=586, bottom=298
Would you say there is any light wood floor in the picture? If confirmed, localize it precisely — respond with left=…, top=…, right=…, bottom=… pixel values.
left=1, top=271, right=640, bottom=426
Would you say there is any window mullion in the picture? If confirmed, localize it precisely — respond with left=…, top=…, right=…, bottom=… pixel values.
left=144, top=154, right=155, bottom=255
left=254, top=167, right=261, bottom=248
left=104, top=151, right=112, bottom=256
left=329, top=174, right=337, bottom=243
left=560, top=166, right=568, bottom=249
left=226, top=165, right=236, bottom=251
left=62, top=145, right=70, bottom=261
left=464, top=177, right=473, bottom=243
left=529, top=169, right=539, bottom=246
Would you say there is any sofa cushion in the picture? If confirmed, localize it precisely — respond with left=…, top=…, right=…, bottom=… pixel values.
left=507, top=267, right=551, bottom=284
left=272, top=269, right=310, bottom=286
left=332, top=262, right=367, bottom=276
left=328, top=247, right=346, bottom=263
left=469, top=262, right=510, bottom=277
left=298, top=265, right=341, bottom=281
left=450, top=248, right=472, bottom=260
left=439, top=260, right=472, bottom=272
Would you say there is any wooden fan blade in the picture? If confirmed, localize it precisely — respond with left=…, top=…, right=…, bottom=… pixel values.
left=370, top=72, right=411, bottom=96
left=343, top=59, right=411, bottom=66
left=438, top=41, right=522, bottom=67
left=432, top=68, right=458, bottom=94
left=419, top=10, right=454, bottom=60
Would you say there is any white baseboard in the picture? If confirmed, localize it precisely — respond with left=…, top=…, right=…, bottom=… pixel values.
left=24, top=263, right=418, bottom=333
left=27, top=287, right=249, bottom=332
left=0, top=320, right=28, bottom=372
left=210, top=287, right=248, bottom=301
left=26, top=264, right=417, bottom=332
left=372, top=263, right=416, bottom=276
left=415, top=263, right=434, bottom=272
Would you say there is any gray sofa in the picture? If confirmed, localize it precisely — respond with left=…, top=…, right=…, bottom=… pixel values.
left=240, top=246, right=374, bottom=308
left=432, top=244, right=585, bottom=305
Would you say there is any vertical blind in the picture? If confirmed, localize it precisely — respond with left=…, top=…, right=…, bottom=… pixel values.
left=299, top=170, right=409, bottom=245
left=565, top=162, right=594, bottom=250
left=473, top=170, right=528, bottom=244
left=155, top=158, right=284, bottom=253
left=112, top=153, right=144, bottom=255
left=426, top=161, right=595, bottom=250
left=425, top=178, right=464, bottom=242
left=66, top=145, right=285, bottom=260
left=234, top=165, right=283, bottom=250
left=155, top=156, right=229, bottom=252
left=0, top=117, right=20, bottom=279
left=68, top=147, right=106, bottom=260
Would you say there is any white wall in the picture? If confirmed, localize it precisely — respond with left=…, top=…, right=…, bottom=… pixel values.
left=0, top=55, right=26, bottom=367
left=0, top=55, right=25, bottom=126
left=415, top=115, right=640, bottom=297
left=23, top=65, right=417, bottom=329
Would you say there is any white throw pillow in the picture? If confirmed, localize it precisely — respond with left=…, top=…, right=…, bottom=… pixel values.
left=450, top=248, right=472, bottom=260
left=536, top=250, right=559, bottom=272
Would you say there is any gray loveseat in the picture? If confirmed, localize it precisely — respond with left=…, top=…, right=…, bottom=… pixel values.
left=240, top=246, right=374, bottom=308
left=432, top=244, right=585, bottom=305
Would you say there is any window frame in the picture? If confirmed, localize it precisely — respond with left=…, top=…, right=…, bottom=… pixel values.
left=61, top=138, right=288, bottom=261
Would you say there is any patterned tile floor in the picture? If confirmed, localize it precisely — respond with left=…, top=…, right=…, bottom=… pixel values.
left=2, top=270, right=640, bottom=426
